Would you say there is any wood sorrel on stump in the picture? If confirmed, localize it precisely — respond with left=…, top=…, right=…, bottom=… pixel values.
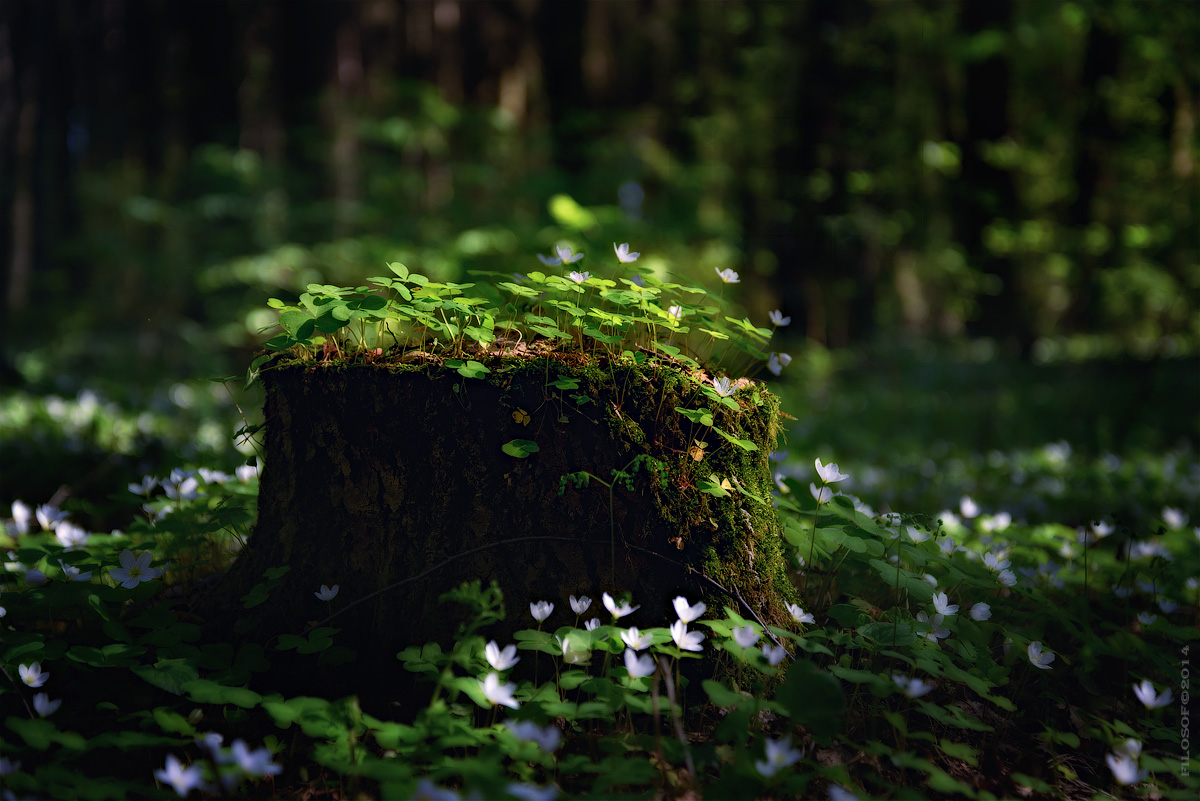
left=208, top=355, right=796, bottom=707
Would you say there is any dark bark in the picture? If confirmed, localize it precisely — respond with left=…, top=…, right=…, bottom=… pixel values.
left=204, top=360, right=794, bottom=709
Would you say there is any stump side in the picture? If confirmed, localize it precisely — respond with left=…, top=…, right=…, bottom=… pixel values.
left=207, top=358, right=796, bottom=701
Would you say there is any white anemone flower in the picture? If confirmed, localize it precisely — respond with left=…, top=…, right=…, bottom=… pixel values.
left=669, top=620, right=705, bottom=652
left=1132, top=679, right=1173, bottom=709
left=754, top=736, right=802, bottom=777
left=1027, top=640, right=1055, bottom=670
left=602, top=592, right=639, bottom=619
left=623, top=648, right=656, bottom=679
left=814, top=458, right=849, bottom=483
left=732, top=625, right=761, bottom=648
left=613, top=242, right=640, bottom=263
left=485, top=641, right=520, bottom=671
left=673, top=596, right=706, bottom=623
left=480, top=672, right=520, bottom=709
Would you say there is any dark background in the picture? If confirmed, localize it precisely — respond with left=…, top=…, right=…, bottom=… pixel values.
left=1, top=0, right=1197, bottom=524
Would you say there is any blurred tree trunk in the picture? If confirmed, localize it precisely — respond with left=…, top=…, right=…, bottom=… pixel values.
left=1063, top=19, right=1120, bottom=334
left=956, top=0, right=1023, bottom=353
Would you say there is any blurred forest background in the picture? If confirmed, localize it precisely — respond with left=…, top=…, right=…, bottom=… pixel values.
left=1, top=0, right=1197, bottom=526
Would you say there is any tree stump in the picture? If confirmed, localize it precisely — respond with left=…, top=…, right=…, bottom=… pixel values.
left=206, top=357, right=797, bottom=709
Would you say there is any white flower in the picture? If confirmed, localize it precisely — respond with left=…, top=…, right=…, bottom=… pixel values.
left=155, top=754, right=204, bottom=797
left=602, top=592, right=639, bottom=619
left=569, top=594, right=592, bottom=614
left=109, top=549, right=162, bottom=589
left=128, top=476, right=158, bottom=496
left=621, top=627, right=654, bottom=651
left=1106, top=752, right=1147, bottom=785
left=982, top=552, right=1010, bottom=572
left=969, top=602, right=992, bottom=621
left=1132, top=679, right=1173, bottom=709
left=314, top=584, right=339, bottom=601
left=568, top=271, right=591, bottom=283
left=732, top=625, right=760, bottom=648
left=55, top=521, right=89, bottom=550
left=814, top=458, right=849, bottom=483
left=485, top=641, right=520, bottom=671
left=959, top=496, right=980, bottom=518
left=537, top=253, right=562, bottom=266
left=922, top=573, right=938, bottom=587
left=787, top=603, right=815, bottom=625
left=892, top=673, right=934, bottom=699
left=19, top=663, right=48, bottom=688
left=667, top=304, right=683, bottom=321
left=1027, top=641, right=1055, bottom=670
left=0, top=756, right=20, bottom=775
left=35, top=504, right=68, bottom=530
left=905, top=526, right=930, bottom=543
left=1092, top=520, right=1114, bottom=538
left=673, top=596, right=706, bottom=623
left=24, top=568, right=48, bottom=586
left=506, top=720, right=562, bottom=752
left=584, top=617, right=600, bottom=631
left=555, top=244, right=584, bottom=264
left=712, top=377, right=735, bottom=397
left=768, top=309, right=791, bottom=327
left=480, top=672, right=520, bottom=709
left=613, top=242, right=640, bottom=263
left=1159, top=598, right=1178, bottom=613
left=32, top=692, right=61, bottom=716
left=1115, top=738, right=1142, bottom=760
left=1136, top=611, right=1157, bottom=626
left=10, top=500, right=32, bottom=533
left=669, top=620, right=705, bottom=652
left=623, top=648, right=656, bottom=679
left=235, top=463, right=259, bottom=482
left=980, top=511, right=1012, bottom=532
left=163, top=474, right=201, bottom=501
left=767, top=352, right=793, bottom=376
left=762, top=644, right=787, bottom=666
left=1162, top=507, right=1188, bottom=529
left=715, top=267, right=740, bottom=284
left=755, top=736, right=802, bottom=777
left=809, top=483, right=833, bottom=503
left=917, top=611, right=949, bottom=642
left=57, top=559, right=92, bottom=582
left=932, top=592, right=959, bottom=616
left=997, top=569, right=1017, bottom=587
left=230, top=739, right=282, bottom=777
left=529, top=600, right=554, bottom=622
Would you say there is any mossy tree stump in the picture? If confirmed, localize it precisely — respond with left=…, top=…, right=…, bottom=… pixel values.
left=209, top=357, right=796, bottom=706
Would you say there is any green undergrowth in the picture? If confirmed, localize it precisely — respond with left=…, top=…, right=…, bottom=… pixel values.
left=2, top=443, right=1197, bottom=799
left=2, top=243, right=1197, bottom=799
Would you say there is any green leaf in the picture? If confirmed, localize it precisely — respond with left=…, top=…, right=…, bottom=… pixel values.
left=502, top=439, right=539, bottom=458
left=674, top=407, right=714, bottom=426
left=132, top=658, right=200, bottom=695
left=712, top=425, right=758, bottom=451
left=387, top=262, right=409, bottom=279
left=181, top=678, right=263, bottom=709
left=774, top=660, right=845, bottom=741
left=702, top=679, right=747, bottom=708
left=153, top=706, right=197, bottom=736
left=858, top=621, right=919, bottom=647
